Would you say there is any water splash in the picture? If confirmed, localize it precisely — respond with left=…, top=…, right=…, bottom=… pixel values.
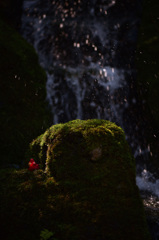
left=20, top=3, right=159, bottom=238
left=136, top=169, right=159, bottom=198
left=21, top=0, right=148, bottom=162
left=46, top=64, right=127, bottom=124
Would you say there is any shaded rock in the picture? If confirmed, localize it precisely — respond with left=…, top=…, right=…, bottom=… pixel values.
left=0, top=18, right=51, bottom=166
left=136, top=0, right=159, bottom=171
left=26, top=119, right=151, bottom=240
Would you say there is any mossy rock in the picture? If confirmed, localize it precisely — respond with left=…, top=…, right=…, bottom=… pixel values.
left=21, top=119, right=150, bottom=240
left=0, top=18, right=51, bottom=166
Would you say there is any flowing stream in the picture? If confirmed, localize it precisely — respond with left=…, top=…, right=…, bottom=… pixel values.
left=21, top=1, right=159, bottom=238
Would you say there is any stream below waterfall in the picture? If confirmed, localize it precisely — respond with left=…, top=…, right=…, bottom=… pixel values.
left=21, top=1, right=159, bottom=238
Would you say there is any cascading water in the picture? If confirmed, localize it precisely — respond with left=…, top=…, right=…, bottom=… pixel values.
left=21, top=0, right=144, bottom=155
left=21, top=1, right=159, bottom=238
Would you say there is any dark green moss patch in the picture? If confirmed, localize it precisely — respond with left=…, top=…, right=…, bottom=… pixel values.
left=0, top=19, right=51, bottom=166
left=0, top=167, right=150, bottom=240
left=9, top=119, right=151, bottom=240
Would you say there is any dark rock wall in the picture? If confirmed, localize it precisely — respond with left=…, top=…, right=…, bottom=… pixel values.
left=1, top=119, right=149, bottom=240
left=0, top=4, right=51, bottom=166
left=136, top=0, right=159, bottom=172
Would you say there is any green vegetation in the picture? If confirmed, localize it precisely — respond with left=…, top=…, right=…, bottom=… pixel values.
left=28, top=119, right=134, bottom=175
left=136, top=0, right=159, bottom=162
left=0, top=18, right=51, bottom=166
left=40, top=229, right=55, bottom=240
left=0, top=1, right=155, bottom=239
left=0, top=120, right=151, bottom=240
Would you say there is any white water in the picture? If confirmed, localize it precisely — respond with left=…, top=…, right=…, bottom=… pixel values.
left=21, top=0, right=130, bottom=124
left=46, top=64, right=127, bottom=124
left=21, top=0, right=158, bottom=199
left=136, top=169, right=159, bottom=198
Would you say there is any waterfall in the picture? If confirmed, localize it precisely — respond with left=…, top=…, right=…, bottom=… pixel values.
left=21, top=1, right=159, bottom=238
left=21, top=0, right=155, bottom=186
left=21, top=0, right=144, bottom=150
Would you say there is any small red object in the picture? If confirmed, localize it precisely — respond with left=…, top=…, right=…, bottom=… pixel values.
left=28, top=158, right=39, bottom=171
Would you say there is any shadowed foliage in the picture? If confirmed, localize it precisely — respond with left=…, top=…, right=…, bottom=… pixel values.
left=0, top=119, right=148, bottom=240
left=0, top=18, right=51, bottom=166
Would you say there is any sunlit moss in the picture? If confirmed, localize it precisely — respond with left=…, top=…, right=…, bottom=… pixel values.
left=0, top=120, right=151, bottom=239
left=15, top=119, right=151, bottom=240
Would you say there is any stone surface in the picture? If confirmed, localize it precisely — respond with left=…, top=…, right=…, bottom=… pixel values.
left=26, top=119, right=151, bottom=240
left=136, top=0, right=159, bottom=171
left=0, top=18, right=51, bottom=166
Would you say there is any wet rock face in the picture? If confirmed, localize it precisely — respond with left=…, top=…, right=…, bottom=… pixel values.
left=0, top=18, right=51, bottom=166
left=28, top=119, right=151, bottom=240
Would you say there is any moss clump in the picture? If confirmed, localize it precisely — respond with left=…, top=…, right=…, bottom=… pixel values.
left=17, top=119, right=150, bottom=240
left=0, top=18, right=51, bottom=166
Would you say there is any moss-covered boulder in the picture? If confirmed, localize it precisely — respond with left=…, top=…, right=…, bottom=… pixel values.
left=14, top=118, right=150, bottom=240
left=0, top=18, right=51, bottom=166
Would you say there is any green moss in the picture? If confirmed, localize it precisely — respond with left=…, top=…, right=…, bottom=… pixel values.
left=0, top=18, right=51, bottom=166
left=18, top=119, right=151, bottom=240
